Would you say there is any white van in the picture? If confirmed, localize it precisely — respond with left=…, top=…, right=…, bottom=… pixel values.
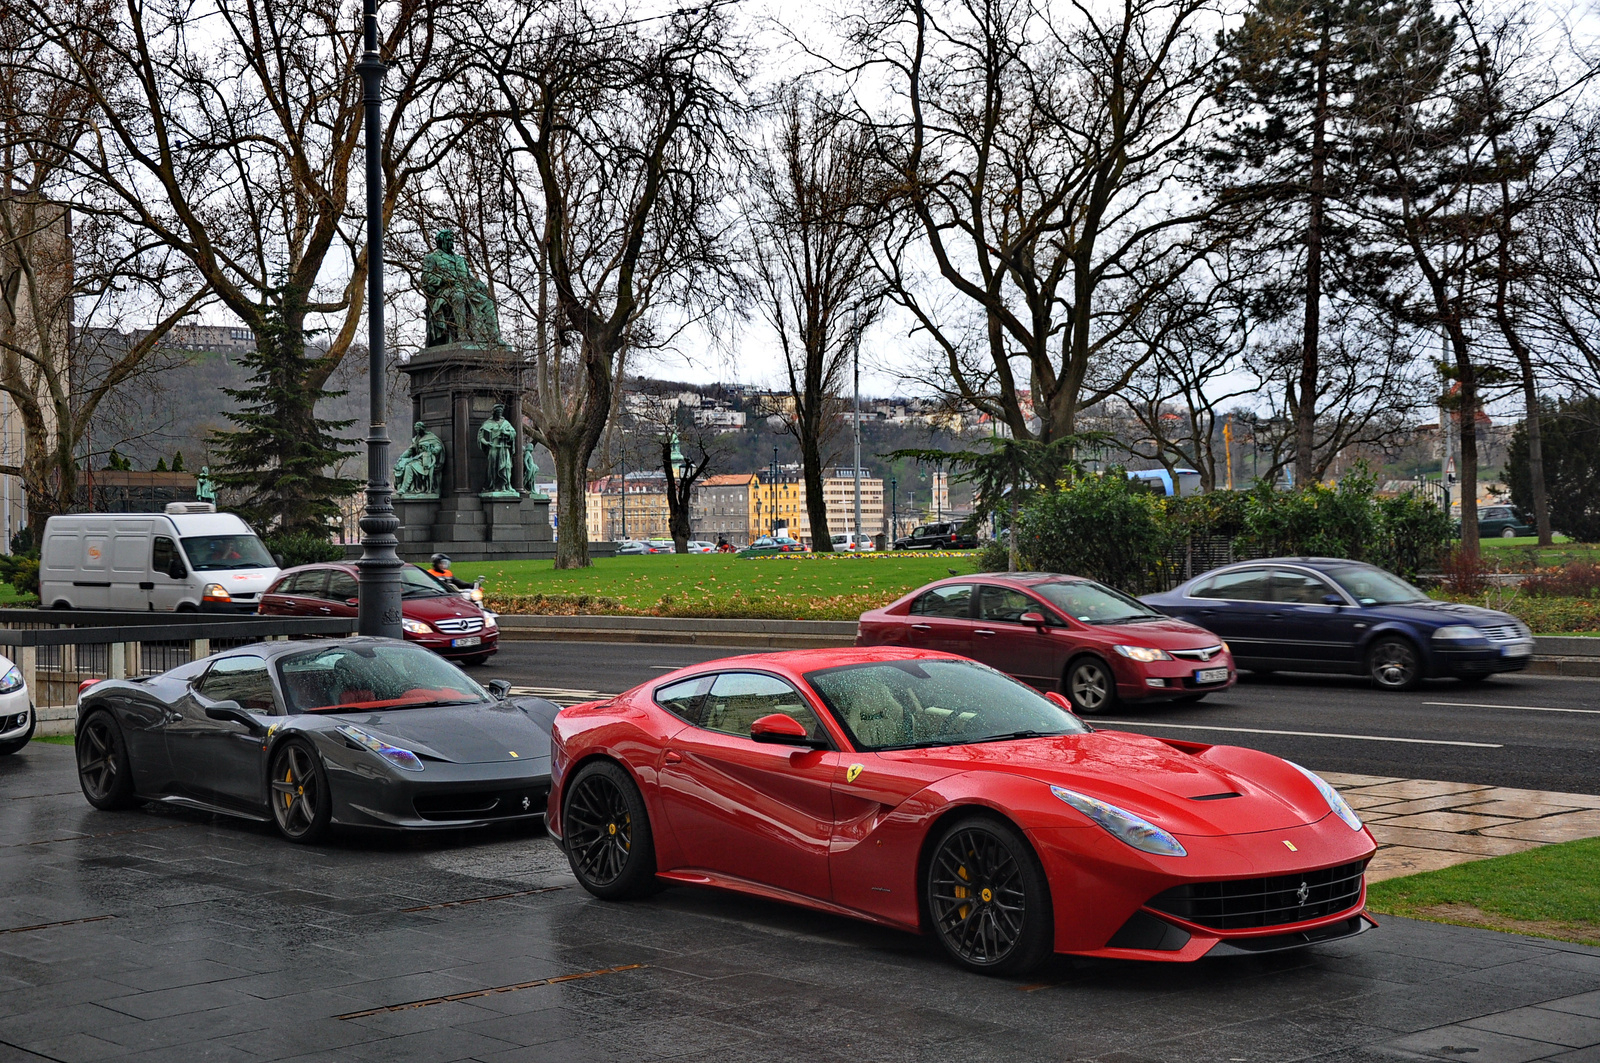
left=40, top=504, right=280, bottom=612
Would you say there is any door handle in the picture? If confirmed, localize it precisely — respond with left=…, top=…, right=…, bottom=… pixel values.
left=974, top=629, right=996, bottom=637
left=138, top=581, right=154, bottom=590
left=663, top=750, right=683, bottom=765
left=911, top=624, right=932, bottom=631
left=318, top=607, right=331, bottom=614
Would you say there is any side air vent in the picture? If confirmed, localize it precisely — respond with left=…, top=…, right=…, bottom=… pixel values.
left=1190, top=792, right=1243, bottom=801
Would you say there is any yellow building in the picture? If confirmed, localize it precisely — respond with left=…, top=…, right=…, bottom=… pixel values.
left=586, top=474, right=672, bottom=541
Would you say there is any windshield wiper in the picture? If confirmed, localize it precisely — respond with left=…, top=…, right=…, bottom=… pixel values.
left=875, top=729, right=1068, bottom=751
left=972, top=729, right=1068, bottom=744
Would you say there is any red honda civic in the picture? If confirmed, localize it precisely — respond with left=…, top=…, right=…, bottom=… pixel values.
left=857, top=573, right=1235, bottom=714
left=547, top=647, right=1377, bottom=975
left=258, top=563, right=498, bottom=664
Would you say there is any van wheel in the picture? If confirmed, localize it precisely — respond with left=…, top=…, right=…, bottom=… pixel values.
left=51, top=601, right=70, bottom=610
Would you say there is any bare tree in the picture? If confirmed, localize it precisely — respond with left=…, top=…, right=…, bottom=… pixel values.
left=748, top=86, right=882, bottom=553
left=463, top=2, right=747, bottom=568
left=846, top=0, right=1213, bottom=456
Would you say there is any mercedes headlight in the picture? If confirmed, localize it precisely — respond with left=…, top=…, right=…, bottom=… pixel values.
left=482, top=612, right=498, bottom=630
left=0, top=666, right=23, bottom=694
left=1113, top=645, right=1171, bottom=662
left=1051, top=786, right=1187, bottom=857
left=1432, top=625, right=1483, bottom=641
left=1286, top=760, right=1363, bottom=831
left=401, top=618, right=433, bottom=635
left=337, top=725, right=424, bottom=772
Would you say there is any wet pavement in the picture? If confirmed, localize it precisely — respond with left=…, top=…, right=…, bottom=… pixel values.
left=3, top=742, right=1600, bottom=1063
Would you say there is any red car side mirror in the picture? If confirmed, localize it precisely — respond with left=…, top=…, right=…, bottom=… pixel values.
left=1046, top=691, right=1077, bottom=714
left=1020, top=612, right=1047, bottom=628
left=750, top=713, right=826, bottom=748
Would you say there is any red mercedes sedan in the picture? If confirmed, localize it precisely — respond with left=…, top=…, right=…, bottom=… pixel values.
left=547, top=647, right=1376, bottom=975
left=258, top=563, right=499, bottom=664
left=857, top=573, right=1234, bottom=714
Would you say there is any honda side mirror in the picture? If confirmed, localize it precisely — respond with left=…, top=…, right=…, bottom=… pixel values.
left=1020, top=612, right=1047, bottom=628
left=750, top=713, right=827, bottom=748
left=204, top=701, right=266, bottom=736
left=487, top=679, right=512, bottom=701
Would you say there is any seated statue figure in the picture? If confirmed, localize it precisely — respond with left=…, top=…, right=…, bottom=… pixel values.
left=394, top=421, right=445, bottom=497
left=420, top=229, right=501, bottom=346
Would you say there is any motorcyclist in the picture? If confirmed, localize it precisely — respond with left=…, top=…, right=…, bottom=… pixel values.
left=427, top=553, right=470, bottom=590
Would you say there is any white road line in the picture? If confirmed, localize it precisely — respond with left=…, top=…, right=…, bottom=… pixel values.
left=1424, top=701, right=1600, bottom=716
left=1095, top=720, right=1502, bottom=748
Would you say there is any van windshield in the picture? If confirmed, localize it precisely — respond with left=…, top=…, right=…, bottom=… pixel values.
left=180, top=535, right=275, bottom=571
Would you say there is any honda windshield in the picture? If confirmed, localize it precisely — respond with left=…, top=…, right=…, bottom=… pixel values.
left=1033, top=580, right=1164, bottom=624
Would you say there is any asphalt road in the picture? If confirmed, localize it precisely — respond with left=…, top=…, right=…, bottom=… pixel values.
left=476, top=639, right=1600, bottom=793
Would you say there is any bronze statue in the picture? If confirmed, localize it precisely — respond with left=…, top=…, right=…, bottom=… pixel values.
left=478, top=403, right=517, bottom=496
left=195, top=465, right=216, bottom=505
left=395, top=421, right=444, bottom=497
left=522, top=441, right=548, bottom=499
left=421, top=230, right=501, bottom=346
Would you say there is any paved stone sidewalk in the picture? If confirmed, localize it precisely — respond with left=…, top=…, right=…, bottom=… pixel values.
left=3, top=744, right=1600, bottom=1062
left=1323, top=772, right=1600, bottom=881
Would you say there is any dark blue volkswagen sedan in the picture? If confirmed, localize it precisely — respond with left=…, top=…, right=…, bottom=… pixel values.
left=1141, top=558, right=1534, bottom=690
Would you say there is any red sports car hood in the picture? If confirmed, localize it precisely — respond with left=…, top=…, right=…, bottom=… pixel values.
left=879, top=730, right=1329, bottom=837
left=1086, top=616, right=1222, bottom=648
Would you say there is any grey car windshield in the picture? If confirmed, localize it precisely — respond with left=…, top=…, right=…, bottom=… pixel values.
left=278, top=642, right=486, bottom=713
left=805, top=659, right=1089, bottom=751
left=180, top=534, right=275, bottom=571
left=1324, top=565, right=1429, bottom=605
left=1033, top=580, right=1163, bottom=624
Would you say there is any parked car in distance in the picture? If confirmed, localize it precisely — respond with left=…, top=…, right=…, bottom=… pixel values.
left=737, top=536, right=809, bottom=557
left=1141, top=558, right=1534, bottom=690
left=830, top=533, right=876, bottom=552
left=0, top=653, right=33, bottom=755
left=686, top=541, right=715, bottom=554
left=75, top=638, right=555, bottom=842
left=893, top=521, right=977, bottom=550
left=646, top=538, right=676, bottom=554
left=857, top=572, right=1235, bottom=713
left=1456, top=505, right=1534, bottom=539
left=259, top=563, right=498, bottom=664
left=40, top=503, right=280, bottom=612
left=615, top=540, right=660, bottom=555
left=548, top=647, right=1375, bottom=975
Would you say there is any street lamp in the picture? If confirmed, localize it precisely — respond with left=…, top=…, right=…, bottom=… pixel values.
left=769, top=445, right=779, bottom=535
left=355, top=0, right=402, bottom=639
left=890, top=477, right=897, bottom=543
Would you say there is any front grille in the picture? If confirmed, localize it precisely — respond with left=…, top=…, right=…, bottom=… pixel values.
left=413, top=788, right=547, bottom=821
left=434, top=617, right=484, bottom=634
left=1148, top=860, right=1366, bottom=930
left=1478, top=624, right=1522, bottom=642
left=1170, top=645, right=1224, bottom=662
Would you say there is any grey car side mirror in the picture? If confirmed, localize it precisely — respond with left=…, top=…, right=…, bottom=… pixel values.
left=204, top=701, right=266, bottom=736
left=487, top=679, right=512, bottom=701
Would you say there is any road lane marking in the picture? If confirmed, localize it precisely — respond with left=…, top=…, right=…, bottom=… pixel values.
left=1424, top=701, right=1600, bottom=716
left=335, top=964, right=646, bottom=1018
left=0, top=915, right=113, bottom=935
left=1095, top=720, right=1502, bottom=748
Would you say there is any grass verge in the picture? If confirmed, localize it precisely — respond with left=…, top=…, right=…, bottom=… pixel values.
left=456, top=552, right=982, bottom=620
left=32, top=735, right=73, bottom=745
left=1366, top=837, right=1600, bottom=947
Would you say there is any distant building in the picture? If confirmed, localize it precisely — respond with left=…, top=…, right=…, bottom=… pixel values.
left=586, top=473, right=671, bottom=541
left=78, top=471, right=198, bottom=514
left=152, top=322, right=257, bottom=357
left=821, top=468, right=885, bottom=540
left=755, top=468, right=808, bottom=541
left=692, top=473, right=757, bottom=545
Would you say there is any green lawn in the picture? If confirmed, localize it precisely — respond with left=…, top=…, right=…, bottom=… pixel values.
left=1477, top=538, right=1600, bottom=568
left=1366, top=838, right=1600, bottom=947
left=455, top=552, right=981, bottom=620
left=32, top=735, right=73, bottom=745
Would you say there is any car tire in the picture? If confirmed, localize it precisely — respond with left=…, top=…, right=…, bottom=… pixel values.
left=76, top=711, right=140, bottom=810
left=562, top=760, right=661, bottom=900
left=269, top=740, right=333, bottom=844
left=1500, top=527, right=1516, bottom=538
left=1368, top=636, right=1422, bottom=691
left=925, top=815, right=1054, bottom=977
left=1064, top=656, right=1118, bottom=715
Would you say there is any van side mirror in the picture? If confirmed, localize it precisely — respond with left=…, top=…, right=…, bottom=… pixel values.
left=273, top=553, right=285, bottom=568
left=203, top=701, right=266, bottom=736
left=166, top=560, right=187, bottom=579
left=487, top=679, right=512, bottom=701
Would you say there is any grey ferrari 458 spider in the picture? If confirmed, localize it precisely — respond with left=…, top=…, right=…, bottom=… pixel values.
left=74, top=637, right=556, bottom=843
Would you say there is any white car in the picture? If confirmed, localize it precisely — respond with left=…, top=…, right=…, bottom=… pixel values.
left=831, top=533, right=876, bottom=552
left=685, top=541, right=715, bottom=554
left=0, top=653, right=32, bottom=755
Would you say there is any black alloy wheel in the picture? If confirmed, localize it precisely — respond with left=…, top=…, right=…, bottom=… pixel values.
left=76, top=711, right=139, bottom=809
left=1064, top=657, right=1117, bottom=715
left=562, top=760, right=659, bottom=900
left=269, top=741, right=332, bottom=843
left=1368, top=636, right=1422, bottom=691
left=925, top=816, right=1053, bottom=976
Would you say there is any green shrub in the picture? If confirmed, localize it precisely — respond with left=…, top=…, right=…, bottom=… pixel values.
left=1014, top=473, right=1170, bottom=593
left=0, top=555, right=39, bottom=597
left=1370, top=489, right=1455, bottom=579
left=974, top=538, right=1009, bottom=572
left=264, top=532, right=346, bottom=568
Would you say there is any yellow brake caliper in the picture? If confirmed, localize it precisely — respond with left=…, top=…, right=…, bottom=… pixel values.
left=955, top=863, right=970, bottom=919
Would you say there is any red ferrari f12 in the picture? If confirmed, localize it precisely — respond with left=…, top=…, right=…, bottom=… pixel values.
left=546, top=648, right=1377, bottom=974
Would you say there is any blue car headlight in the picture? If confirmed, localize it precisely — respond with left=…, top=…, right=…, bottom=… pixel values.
left=0, top=666, right=22, bottom=694
left=337, top=725, right=423, bottom=772
left=1286, top=760, right=1363, bottom=830
left=1050, top=785, right=1187, bottom=857
left=1432, top=624, right=1485, bottom=642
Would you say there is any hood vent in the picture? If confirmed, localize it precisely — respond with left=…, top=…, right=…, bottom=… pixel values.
left=1189, top=791, right=1243, bottom=801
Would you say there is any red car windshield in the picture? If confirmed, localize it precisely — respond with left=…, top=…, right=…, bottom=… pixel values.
left=1033, top=580, right=1163, bottom=624
left=277, top=642, right=486, bottom=714
left=805, top=659, right=1089, bottom=751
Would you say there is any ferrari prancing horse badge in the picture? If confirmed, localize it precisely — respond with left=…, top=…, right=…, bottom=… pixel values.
left=846, top=763, right=864, bottom=783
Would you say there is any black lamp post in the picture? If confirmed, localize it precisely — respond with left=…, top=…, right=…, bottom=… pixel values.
left=355, top=0, right=402, bottom=638
left=890, top=477, right=896, bottom=541
left=769, top=445, right=779, bottom=535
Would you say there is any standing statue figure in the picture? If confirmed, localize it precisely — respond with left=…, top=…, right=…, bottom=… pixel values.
left=394, top=421, right=445, bottom=497
left=420, top=230, right=501, bottom=346
left=478, top=403, right=518, bottom=496
left=522, top=441, right=543, bottom=497
left=194, top=465, right=217, bottom=505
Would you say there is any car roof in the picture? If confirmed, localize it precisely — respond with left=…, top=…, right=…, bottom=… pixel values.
left=205, top=635, right=401, bottom=661
left=656, top=646, right=967, bottom=683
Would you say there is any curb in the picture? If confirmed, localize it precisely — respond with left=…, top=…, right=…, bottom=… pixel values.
left=495, top=614, right=858, bottom=650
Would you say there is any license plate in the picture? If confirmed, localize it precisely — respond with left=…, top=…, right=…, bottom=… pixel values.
left=1194, top=667, right=1229, bottom=685
left=1501, top=642, right=1532, bottom=657
left=452, top=636, right=481, bottom=648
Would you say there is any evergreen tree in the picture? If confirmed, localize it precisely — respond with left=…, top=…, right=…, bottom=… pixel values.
left=208, top=294, right=359, bottom=535
left=172, top=451, right=185, bottom=472
left=1508, top=398, right=1600, bottom=542
left=154, top=457, right=168, bottom=472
